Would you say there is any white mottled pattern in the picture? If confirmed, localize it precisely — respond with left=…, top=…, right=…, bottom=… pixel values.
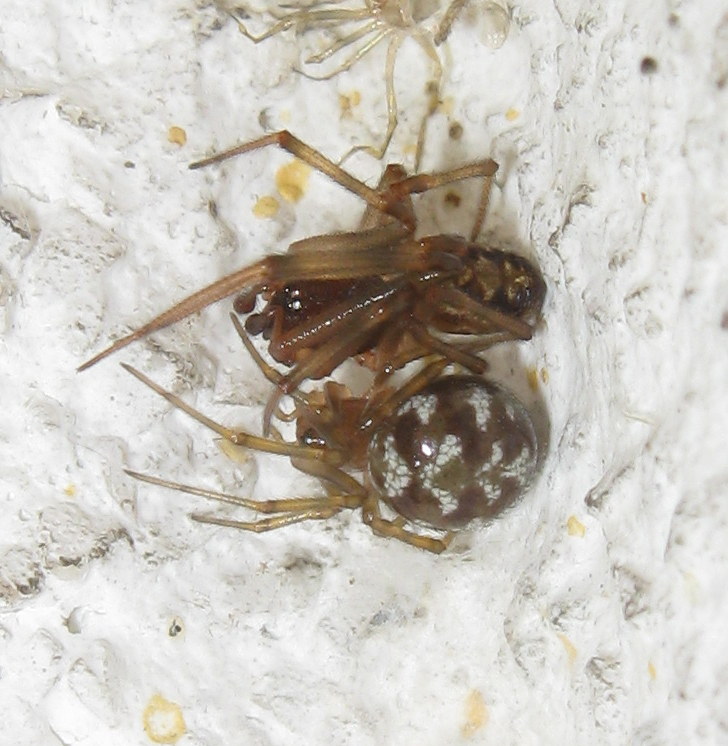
left=479, top=477, right=503, bottom=504
left=419, top=433, right=463, bottom=515
left=490, top=440, right=503, bottom=466
left=379, top=433, right=412, bottom=498
left=466, top=388, right=492, bottom=430
left=500, top=444, right=536, bottom=484
left=399, top=393, right=438, bottom=426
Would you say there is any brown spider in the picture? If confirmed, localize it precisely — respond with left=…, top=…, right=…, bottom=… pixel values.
left=228, top=0, right=511, bottom=166
left=80, top=130, right=545, bottom=552
left=122, top=334, right=539, bottom=553
left=80, top=131, right=544, bottom=424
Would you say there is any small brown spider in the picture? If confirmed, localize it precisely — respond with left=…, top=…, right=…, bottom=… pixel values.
left=80, top=131, right=544, bottom=431
left=229, top=0, right=511, bottom=166
left=123, top=336, right=540, bottom=554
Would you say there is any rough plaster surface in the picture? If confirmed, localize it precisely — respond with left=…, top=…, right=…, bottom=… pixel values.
left=1, top=1, right=727, bottom=744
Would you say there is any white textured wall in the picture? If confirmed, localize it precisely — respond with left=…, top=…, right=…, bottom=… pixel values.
left=1, top=1, right=727, bottom=744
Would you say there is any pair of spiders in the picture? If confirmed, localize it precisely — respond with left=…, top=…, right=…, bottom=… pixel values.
left=82, top=130, right=545, bottom=553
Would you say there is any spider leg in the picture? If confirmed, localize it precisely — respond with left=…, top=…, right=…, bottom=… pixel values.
left=297, top=27, right=392, bottom=80
left=126, top=469, right=362, bottom=514
left=121, top=364, right=347, bottom=466
left=78, top=258, right=272, bottom=371
left=408, top=324, right=489, bottom=373
left=339, top=24, right=443, bottom=167
left=303, top=21, right=380, bottom=65
left=439, top=331, right=516, bottom=356
left=363, top=355, right=449, bottom=422
left=469, top=160, right=495, bottom=241
left=388, top=158, right=498, bottom=203
left=408, top=29, right=443, bottom=172
left=361, top=494, right=453, bottom=554
left=433, top=0, right=469, bottom=45
left=77, top=226, right=445, bottom=372
left=369, top=328, right=519, bottom=385
left=230, top=313, right=286, bottom=389
left=229, top=313, right=314, bottom=425
left=338, top=32, right=402, bottom=164
left=191, top=131, right=498, bottom=227
left=127, top=468, right=360, bottom=533
left=232, top=12, right=298, bottom=43
left=278, top=232, right=465, bottom=285
left=123, top=371, right=372, bottom=536
left=291, top=457, right=366, bottom=495
left=232, top=7, right=371, bottom=44
left=191, top=508, right=343, bottom=533
left=190, top=130, right=399, bottom=221
left=427, top=285, right=535, bottom=340
left=285, top=220, right=411, bottom=256
left=357, top=162, right=411, bottom=228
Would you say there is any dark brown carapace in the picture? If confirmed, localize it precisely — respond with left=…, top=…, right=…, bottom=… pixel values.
left=82, top=130, right=545, bottom=552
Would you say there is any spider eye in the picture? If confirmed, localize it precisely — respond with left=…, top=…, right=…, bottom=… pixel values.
left=508, top=280, right=532, bottom=310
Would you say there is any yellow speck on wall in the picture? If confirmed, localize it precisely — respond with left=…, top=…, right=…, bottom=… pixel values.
left=527, top=367, right=540, bottom=391
left=525, top=365, right=548, bottom=391
left=339, top=90, right=361, bottom=118
left=461, top=689, right=489, bottom=738
left=253, top=195, right=280, bottom=218
left=143, top=694, right=186, bottom=744
left=167, top=126, right=187, bottom=146
left=567, top=515, right=586, bottom=537
left=276, top=160, right=311, bottom=203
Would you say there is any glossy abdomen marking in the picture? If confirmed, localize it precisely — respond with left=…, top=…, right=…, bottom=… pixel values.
left=368, top=376, right=538, bottom=530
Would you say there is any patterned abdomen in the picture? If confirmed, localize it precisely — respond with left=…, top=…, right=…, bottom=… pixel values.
left=368, top=376, right=539, bottom=530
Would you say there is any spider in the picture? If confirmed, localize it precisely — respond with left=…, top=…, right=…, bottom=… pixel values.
left=122, top=331, right=540, bottom=553
left=227, top=0, right=511, bottom=167
left=80, top=130, right=544, bottom=428
left=80, top=130, right=545, bottom=551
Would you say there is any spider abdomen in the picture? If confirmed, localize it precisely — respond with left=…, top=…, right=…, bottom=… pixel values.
left=368, top=376, right=539, bottom=530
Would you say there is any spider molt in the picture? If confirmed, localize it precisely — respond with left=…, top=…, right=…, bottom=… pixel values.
left=230, top=0, right=511, bottom=165
left=80, top=129, right=546, bottom=552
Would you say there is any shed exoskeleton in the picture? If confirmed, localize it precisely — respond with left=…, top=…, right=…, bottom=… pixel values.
left=229, top=1, right=511, bottom=165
